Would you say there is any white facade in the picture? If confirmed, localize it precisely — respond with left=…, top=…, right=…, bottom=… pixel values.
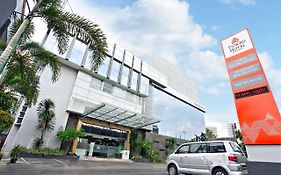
left=2, top=35, right=205, bottom=154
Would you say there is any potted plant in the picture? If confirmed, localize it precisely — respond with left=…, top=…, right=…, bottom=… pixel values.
left=10, top=145, right=26, bottom=163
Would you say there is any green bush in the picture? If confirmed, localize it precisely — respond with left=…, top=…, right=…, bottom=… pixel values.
left=57, top=128, right=85, bottom=142
left=165, top=138, right=176, bottom=156
left=57, top=127, right=85, bottom=153
left=22, top=148, right=64, bottom=156
left=149, top=150, right=160, bottom=162
left=32, top=137, right=44, bottom=149
left=0, top=109, right=14, bottom=132
left=10, top=145, right=27, bottom=160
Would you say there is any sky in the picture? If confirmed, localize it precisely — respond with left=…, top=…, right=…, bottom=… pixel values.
left=28, top=0, right=281, bottom=137
left=62, top=0, right=281, bottom=137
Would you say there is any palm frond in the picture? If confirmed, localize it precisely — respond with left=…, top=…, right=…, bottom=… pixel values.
left=3, top=54, right=39, bottom=106
left=9, top=19, right=35, bottom=47
left=22, top=42, right=61, bottom=82
left=60, top=12, right=108, bottom=69
left=36, top=0, right=70, bottom=54
left=36, top=7, right=107, bottom=69
left=36, top=99, right=56, bottom=132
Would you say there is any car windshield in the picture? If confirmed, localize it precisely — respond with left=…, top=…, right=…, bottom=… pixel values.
left=229, top=142, right=243, bottom=154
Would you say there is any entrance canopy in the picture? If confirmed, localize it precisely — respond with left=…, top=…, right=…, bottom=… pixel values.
left=80, top=103, right=160, bottom=129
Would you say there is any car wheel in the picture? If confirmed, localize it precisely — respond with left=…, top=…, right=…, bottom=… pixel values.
left=168, top=164, right=178, bottom=175
left=212, top=168, right=228, bottom=175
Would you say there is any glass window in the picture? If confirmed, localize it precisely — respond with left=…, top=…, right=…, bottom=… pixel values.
left=98, top=56, right=111, bottom=77
left=130, top=71, right=139, bottom=91
left=103, top=82, right=113, bottom=94
left=110, top=60, right=121, bottom=82
left=189, top=144, right=207, bottom=153
left=177, top=145, right=189, bottom=154
left=84, top=52, right=92, bottom=70
left=68, top=39, right=86, bottom=65
left=140, top=75, right=149, bottom=95
left=150, top=87, right=205, bottom=139
left=121, top=66, right=130, bottom=86
left=90, top=77, right=102, bottom=90
left=229, top=142, right=243, bottom=153
left=208, top=142, right=226, bottom=153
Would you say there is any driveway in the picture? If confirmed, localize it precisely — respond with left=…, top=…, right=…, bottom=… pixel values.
left=0, top=158, right=167, bottom=175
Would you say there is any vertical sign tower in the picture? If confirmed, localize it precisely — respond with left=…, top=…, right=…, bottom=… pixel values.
left=221, top=29, right=281, bottom=175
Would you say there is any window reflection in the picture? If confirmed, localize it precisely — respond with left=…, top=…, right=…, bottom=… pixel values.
left=130, top=71, right=139, bottom=91
left=151, top=87, right=205, bottom=139
left=68, top=39, right=86, bottom=65
left=121, top=66, right=130, bottom=86
left=110, top=60, right=121, bottom=82
left=140, top=75, right=149, bottom=95
left=98, top=56, right=111, bottom=77
left=84, top=52, right=92, bottom=70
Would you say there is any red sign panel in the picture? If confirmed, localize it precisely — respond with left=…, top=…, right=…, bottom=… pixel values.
left=221, top=29, right=281, bottom=145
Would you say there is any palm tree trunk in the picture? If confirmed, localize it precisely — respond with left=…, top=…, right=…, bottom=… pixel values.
left=0, top=0, right=44, bottom=84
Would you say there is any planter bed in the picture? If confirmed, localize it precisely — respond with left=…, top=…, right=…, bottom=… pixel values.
left=19, top=153, right=79, bottom=160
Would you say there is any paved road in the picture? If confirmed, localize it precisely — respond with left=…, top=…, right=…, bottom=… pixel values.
left=0, top=158, right=168, bottom=175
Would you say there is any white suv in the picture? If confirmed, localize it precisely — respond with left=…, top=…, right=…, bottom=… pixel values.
left=166, top=141, right=247, bottom=175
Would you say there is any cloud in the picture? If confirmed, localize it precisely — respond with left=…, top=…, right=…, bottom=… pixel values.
left=219, top=0, right=256, bottom=5
left=180, top=51, right=227, bottom=82
left=68, top=0, right=217, bottom=62
left=205, top=111, right=238, bottom=137
left=259, top=51, right=281, bottom=108
left=206, top=82, right=228, bottom=95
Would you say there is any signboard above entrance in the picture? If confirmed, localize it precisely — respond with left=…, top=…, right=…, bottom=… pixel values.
left=221, top=29, right=281, bottom=145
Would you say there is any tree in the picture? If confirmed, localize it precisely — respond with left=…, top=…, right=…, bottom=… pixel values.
left=0, top=0, right=107, bottom=134
left=56, top=127, right=85, bottom=154
left=36, top=99, right=56, bottom=148
left=206, top=128, right=217, bottom=141
left=0, top=110, right=14, bottom=133
left=235, top=129, right=243, bottom=141
left=0, top=0, right=107, bottom=80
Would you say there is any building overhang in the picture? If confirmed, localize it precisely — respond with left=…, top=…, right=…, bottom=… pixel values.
left=67, top=103, right=160, bottom=129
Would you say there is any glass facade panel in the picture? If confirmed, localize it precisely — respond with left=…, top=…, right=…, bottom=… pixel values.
left=140, top=75, right=149, bottom=95
left=112, top=87, right=126, bottom=99
left=151, top=87, right=205, bottom=139
left=84, top=52, right=92, bottom=70
left=121, top=66, right=130, bottom=86
left=68, top=39, right=86, bottom=65
left=90, top=77, right=102, bottom=90
left=110, top=60, right=120, bottom=82
left=98, top=56, right=110, bottom=77
left=103, top=82, right=113, bottom=94
left=130, top=71, right=139, bottom=91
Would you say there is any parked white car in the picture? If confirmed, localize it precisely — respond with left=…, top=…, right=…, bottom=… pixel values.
left=166, top=141, right=247, bottom=175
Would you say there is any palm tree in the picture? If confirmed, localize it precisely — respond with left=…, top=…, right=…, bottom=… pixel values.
left=0, top=19, right=60, bottom=106
left=0, top=0, right=107, bottom=78
left=36, top=99, right=56, bottom=147
left=0, top=0, right=108, bottom=106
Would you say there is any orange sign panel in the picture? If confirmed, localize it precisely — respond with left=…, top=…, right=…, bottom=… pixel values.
left=221, top=29, right=281, bottom=144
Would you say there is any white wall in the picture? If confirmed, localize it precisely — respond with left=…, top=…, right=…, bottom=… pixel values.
left=247, top=145, right=281, bottom=163
left=2, top=65, right=77, bottom=153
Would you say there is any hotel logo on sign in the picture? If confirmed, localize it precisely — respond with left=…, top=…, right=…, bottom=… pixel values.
left=221, top=29, right=254, bottom=59
left=228, top=38, right=246, bottom=54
